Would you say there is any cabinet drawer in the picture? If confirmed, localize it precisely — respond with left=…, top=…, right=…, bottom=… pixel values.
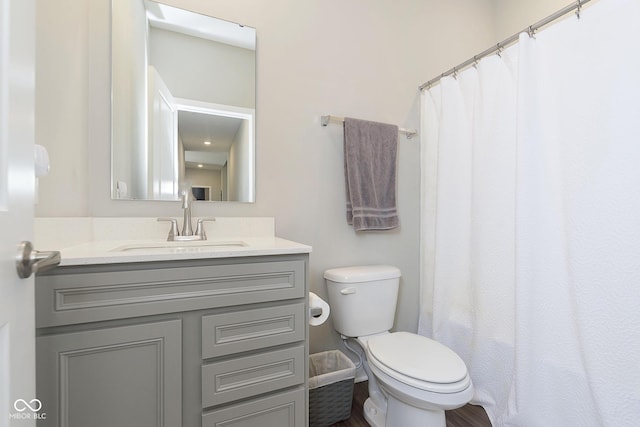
left=36, top=259, right=306, bottom=327
left=202, top=345, right=305, bottom=408
left=202, top=387, right=305, bottom=427
left=202, top=303, right=305, bottom=359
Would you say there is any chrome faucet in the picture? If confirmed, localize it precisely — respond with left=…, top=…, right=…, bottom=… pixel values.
left=157, top=189, right=215, bottom=241
left=180, top=190, right=194, bottom=237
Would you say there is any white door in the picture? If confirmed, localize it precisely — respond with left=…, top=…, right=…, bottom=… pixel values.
left=148, top=66, right=178, bottom=200
left=0, top=0, right=38, bottom=425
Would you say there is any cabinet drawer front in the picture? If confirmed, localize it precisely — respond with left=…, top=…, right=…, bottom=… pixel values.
left=202, top=387, right=305, bottom=427
left=36, top=259, right=306, bottom=327
left=202, top=345, right=305, bottom=408
left=202, top=303, right=305, bottom=359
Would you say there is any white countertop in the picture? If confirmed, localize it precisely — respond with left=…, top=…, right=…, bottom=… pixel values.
left=34, top=217, right=311, bottom=266
left=56, top=237, right=312, bottom=266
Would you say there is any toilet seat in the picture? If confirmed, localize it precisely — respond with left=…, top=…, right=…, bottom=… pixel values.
left=366, top=332, right=471, bottom=394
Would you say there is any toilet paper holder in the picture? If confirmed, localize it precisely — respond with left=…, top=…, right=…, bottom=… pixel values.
left=310, top=307, right=323, bottom=317
left=308, top=292, right=330, bottom=326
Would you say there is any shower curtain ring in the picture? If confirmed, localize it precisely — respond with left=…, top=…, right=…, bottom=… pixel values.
left=527, top=26, right=537, bottom=39
left=496, top=43, right=503, bottom=58
left=472, top=56, right=479, bottom=69
left=576, top=0, right=582, bottom=19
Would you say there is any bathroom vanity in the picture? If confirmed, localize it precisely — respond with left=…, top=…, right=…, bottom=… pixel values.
left=34, top=221, right=311, bottom=427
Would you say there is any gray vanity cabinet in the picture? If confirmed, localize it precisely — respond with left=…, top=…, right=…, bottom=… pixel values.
left=35, top=255, right=309, bottom=427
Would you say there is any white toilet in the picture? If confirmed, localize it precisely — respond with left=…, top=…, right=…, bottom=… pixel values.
left=324, top=265, right=473, bottom=427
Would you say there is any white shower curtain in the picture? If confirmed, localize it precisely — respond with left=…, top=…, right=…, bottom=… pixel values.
left=420, top=0, right=640, bottom=425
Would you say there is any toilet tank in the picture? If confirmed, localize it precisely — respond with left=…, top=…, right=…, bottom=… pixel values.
left=324, top=265, right=401, bottom=337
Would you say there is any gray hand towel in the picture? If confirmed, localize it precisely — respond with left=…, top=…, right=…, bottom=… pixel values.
left=344, top=117, right=399, bottom=231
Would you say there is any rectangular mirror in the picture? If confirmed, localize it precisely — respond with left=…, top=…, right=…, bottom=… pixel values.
left=111, top=0, right=256, bottom=202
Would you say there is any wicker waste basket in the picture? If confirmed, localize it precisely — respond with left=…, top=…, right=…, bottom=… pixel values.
left=309, top=350, right=356, bottom=427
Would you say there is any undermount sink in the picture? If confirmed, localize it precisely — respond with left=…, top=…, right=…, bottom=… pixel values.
left=112, top=240, right=248, bottom=254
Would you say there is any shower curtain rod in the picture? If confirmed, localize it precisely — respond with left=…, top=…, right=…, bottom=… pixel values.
left=419, top=0, right=594, bottom=91
left=321, top=115, right=418, bottom=139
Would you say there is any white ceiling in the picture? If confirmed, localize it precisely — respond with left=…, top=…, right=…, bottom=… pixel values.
left=144, top=0, right=256, bottom=50
left=178, top=111, right=244, bottom=170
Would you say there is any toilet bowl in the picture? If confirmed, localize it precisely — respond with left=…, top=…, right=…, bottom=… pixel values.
left=324, top=265, right=474, bottom=427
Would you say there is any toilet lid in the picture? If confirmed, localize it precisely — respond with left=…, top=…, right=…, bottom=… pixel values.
left=367, top=332, right=468, bottom=385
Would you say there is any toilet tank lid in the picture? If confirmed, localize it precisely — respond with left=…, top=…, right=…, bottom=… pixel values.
left=324, top=265, right=401, bottom=283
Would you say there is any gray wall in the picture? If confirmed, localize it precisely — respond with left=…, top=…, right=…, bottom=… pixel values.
left=149, top=27, right=255, bottom=108
left=35, top=0, right=568, bottom=354
left=492, top=0, right=574, bottom=40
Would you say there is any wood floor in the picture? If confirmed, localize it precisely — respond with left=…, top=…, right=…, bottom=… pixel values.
left=330, top=381, right=492, bottom=427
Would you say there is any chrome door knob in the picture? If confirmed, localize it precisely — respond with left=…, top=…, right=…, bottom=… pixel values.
left=15, top=241, right=61, bottom=279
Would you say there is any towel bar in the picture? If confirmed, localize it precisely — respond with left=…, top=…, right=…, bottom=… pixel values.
left=321, top=115, right=417, bottom=139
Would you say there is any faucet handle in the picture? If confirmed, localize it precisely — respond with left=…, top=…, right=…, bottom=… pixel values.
left=157, top=217, right=179, bottom=241
left=195, top=217, right=216, bottom=240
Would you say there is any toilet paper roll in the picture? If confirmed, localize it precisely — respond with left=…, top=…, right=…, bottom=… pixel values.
left=309, top=292, right=330, bottom=326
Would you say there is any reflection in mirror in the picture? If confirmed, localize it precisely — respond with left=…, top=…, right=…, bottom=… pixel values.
left=176, top=100, right=254, bottom=202
left=111, top=0, right=256, bottom=202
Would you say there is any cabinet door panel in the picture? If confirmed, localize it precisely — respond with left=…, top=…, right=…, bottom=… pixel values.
left=202, top=388, right=304, bottom=427
left=36, top=320, right=181, bottom=427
